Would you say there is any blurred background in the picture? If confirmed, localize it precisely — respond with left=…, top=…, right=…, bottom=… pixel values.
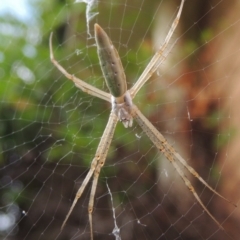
left=0, top=0, right=240, bottom=239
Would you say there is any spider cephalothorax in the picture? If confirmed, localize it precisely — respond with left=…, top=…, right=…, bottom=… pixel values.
left=111, top=92, right=133, bottom=128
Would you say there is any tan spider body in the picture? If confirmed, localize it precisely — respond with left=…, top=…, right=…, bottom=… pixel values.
left=50, top=0, right=234, bottom=238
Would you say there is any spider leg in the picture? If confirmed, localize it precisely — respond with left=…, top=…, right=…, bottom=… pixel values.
left=61, top=163, right=95, bottom=230
left=88, top=170, right=100, bottom=240
left=132, top=104, right=233, bottom=229
left=173, top=151, right=236, bottom=206
left=169, top=158, right=224, bottom=230
left=49, top=32, right=111, bottom=102
left=61, top=111, right=118, bottom=235
left=88, top=111, right=118, bottom=239
left=130, top=0, right=185, bottom=99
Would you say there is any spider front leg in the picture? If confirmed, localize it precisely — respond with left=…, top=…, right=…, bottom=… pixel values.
left=131, top=104, right=234, bottom=230
left=88, top=111, right=118, bottom=239
left=61, top=111, right=118, bottom=239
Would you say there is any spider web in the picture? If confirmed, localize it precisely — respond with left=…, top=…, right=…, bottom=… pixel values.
left=0, top=0, right=240, bottom=239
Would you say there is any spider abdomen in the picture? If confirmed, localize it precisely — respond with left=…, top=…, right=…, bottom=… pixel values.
left=95, top=23, right=127, bottom=98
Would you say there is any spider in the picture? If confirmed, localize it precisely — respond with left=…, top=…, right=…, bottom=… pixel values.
left=50, top=0, right=234, bottom=238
